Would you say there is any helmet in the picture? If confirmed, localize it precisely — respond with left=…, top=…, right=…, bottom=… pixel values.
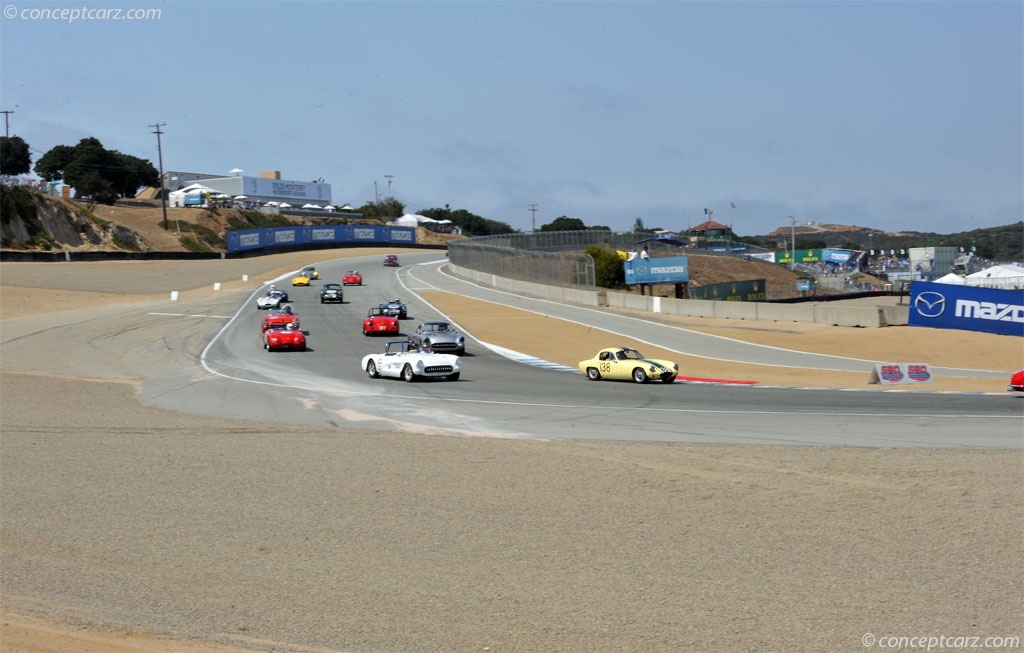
left=287, top=322, right=295, bottom=330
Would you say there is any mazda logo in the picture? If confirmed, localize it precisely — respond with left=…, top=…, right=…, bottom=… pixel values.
left=914, top=291, right=946, bottom=318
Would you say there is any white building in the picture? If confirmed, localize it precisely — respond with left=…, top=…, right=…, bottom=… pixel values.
left=162, top=170, right=333, bottom=209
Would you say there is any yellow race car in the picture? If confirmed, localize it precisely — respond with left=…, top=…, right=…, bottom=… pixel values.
left=578, top=347, right=678, bottom=384
left=291, top=273, right=311, bottom=286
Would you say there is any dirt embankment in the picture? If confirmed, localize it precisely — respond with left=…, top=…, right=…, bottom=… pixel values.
left=0, top=191, right=459, bottom=253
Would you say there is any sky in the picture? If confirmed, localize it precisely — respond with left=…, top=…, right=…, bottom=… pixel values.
left=1, top=0, right=1021, bottom=237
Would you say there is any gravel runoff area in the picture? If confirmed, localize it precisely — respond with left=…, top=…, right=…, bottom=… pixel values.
left=1, top=249, right=1022, bottom=653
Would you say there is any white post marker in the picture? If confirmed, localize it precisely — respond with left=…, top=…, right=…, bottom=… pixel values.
left=242, top=275, right=249, bottom=281
left=214, top=282, right=221, bottom=291
left=170, top=291, right=179, bottom=301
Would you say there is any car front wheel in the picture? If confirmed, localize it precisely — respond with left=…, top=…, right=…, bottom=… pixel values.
left=366, top=360, right=380, bottom=378
left=586, top=367, right=601, bottom=381
left=632, top=368, right=649, bottom=384
left=402, top=365, right=415, bottom=382
left=447, top=372, right=460, bottom=381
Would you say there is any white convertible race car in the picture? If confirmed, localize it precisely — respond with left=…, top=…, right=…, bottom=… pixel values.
left=256, top=287, right=289, bottom=310
left=361, top=340, right=461, bottom=382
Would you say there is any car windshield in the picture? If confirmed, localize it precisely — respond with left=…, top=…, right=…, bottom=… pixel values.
left=617, top=349, right=643, bottom=360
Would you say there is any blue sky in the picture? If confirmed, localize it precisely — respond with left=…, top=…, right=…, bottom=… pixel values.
left=2, top=0, right=1021, bottom=236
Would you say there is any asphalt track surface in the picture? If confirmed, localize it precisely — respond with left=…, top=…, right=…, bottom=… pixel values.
left=135, top=252, right=1021, bottom=449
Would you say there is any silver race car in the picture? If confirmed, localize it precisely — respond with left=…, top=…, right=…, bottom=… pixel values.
left=256, top=287, right=289, bottom=310
left=409, top=320, right=465, bottom=355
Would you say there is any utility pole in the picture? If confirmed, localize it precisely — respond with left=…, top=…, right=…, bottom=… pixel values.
left=0, top=110, right=12, bottom=175
left=528, top=203, right=538, bottom=232
left=0, top=110, right=12, bottom=138
left=150, top=122, right=168, bottom=230
left=374, top=180, right=379, bottom=204
left=789, top=215, right=797, bottom=270
left=384, top=174, right=394, bottom=197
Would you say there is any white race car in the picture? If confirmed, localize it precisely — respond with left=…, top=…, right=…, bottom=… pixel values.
left=256, top=288, right=289, bottom=310
left=361, top=340, right=461, bottom=382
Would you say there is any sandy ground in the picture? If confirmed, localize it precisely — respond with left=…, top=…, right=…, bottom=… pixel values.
left=1, top=249, right=1022, bottom=652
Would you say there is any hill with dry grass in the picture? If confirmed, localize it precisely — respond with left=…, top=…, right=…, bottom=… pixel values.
left=0, top=189, right=457, bottom=253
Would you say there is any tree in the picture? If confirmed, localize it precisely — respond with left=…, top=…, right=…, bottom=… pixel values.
left=63, top=137, right=120, bottom=204
left=34, top=138, right=159, bottom=204
left=357, top=196, right=405, bottom=220
left=419, top=206, right=515, bottom=236
left=34, top=144, right=75, bottom=182
left=111, top=151, right=158, bottom=197
left=0, top=136, right=31, bottom=175
left=632, top=217, right=653, bottom=234
left=539, top=216, right=586, bottom=232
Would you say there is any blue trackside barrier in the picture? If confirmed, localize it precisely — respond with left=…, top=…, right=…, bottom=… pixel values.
left=227, top=224, right=416, bottom=253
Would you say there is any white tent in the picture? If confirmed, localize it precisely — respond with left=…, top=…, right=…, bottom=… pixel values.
left=934, top=272, right=966, bottom=285
left=168, top=183, right=219, bottom=207
left=302, top=203, right=321, bottom=209
left=177, top=183, right=217, bottom=193
left=392, top=213, right=431, bottom=227
left=278, top=202, right=292, bottom=209
left=964, top=264, right=1024, bottom=289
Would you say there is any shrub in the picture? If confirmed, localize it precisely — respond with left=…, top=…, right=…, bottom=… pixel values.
left=585, top=244, right=626, bottom=289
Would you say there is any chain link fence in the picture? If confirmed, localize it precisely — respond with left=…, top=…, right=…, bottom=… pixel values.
left=447, top=235, right=598, bottom=288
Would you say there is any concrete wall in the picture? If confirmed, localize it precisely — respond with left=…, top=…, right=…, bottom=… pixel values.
left=447, top=264, right=907, bottom=327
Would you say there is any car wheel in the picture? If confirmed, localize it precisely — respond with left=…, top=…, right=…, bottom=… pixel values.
left=457, top=347, right=465, bottom=356
left=661, top=374, right=675, bottom=384
left=586, top=367, right=601, bottom=381
left=402, top=364, right=415, bottom=382
left=632, top=367, right=649, bottom=384
left=366, top=360, right=380, bottom=378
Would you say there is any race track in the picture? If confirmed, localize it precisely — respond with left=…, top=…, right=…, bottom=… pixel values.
left=169, top=252, right=1022, bottom=449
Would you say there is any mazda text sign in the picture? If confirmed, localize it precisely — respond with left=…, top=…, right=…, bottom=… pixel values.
left=909, top=281, right=1023, bottom=337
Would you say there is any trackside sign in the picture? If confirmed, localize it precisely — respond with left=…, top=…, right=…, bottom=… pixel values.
left=625, top=256, right=689, bottom=285
left=908, top=281, right=1024, bottom=337
left=227, top=225, right=417, bottom=252
left=868, top=363, right=934, bottom=385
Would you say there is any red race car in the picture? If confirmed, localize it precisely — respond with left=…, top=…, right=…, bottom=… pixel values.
left=263, top=322, right=306, bottom=352
left=1010, top=369, right=1024, bottom=392
left=342, top=270, right=363, bottom=286
left=363, top=307, right=400, bottom=336
left=383, top=254, right=400, bottom=267
left=261, top=305, right=300, bottom=332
